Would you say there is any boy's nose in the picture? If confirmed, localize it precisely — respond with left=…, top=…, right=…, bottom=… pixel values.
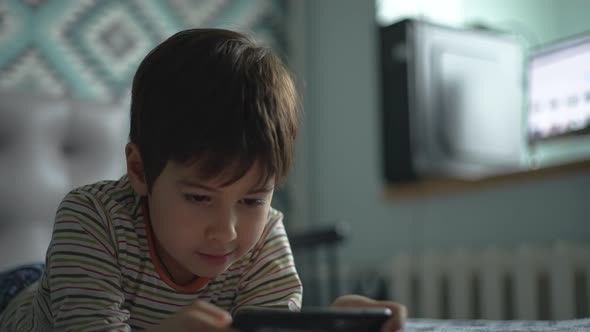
left=206, top=210, right=238, bottom=243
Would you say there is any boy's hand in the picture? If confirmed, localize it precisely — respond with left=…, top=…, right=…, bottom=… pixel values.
left=147, top=300, right=236, bottom=332
left=331, top=294, right=407, bottom=332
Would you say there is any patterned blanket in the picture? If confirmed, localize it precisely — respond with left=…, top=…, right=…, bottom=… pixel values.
left=3, top=265, right=589, bottom=331
left=404, top=318, right=590, bottom=332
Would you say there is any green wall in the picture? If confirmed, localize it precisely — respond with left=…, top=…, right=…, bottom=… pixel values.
left=294, top=0, right=590, bottom=283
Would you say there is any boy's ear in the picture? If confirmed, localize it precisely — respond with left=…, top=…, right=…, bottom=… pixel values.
left=125, top=143, right=149, bottom=196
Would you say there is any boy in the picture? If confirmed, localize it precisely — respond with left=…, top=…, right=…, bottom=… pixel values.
left=0, top=28, right=406, bottom=331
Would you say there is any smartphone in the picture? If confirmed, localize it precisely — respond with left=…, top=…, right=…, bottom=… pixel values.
left=232, top=306, right=392, bottom=332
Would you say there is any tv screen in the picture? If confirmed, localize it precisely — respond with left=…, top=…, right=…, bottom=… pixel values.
left=527, top=33, right=590, bottom=141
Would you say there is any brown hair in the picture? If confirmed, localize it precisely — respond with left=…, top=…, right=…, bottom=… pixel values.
left=129, top=28, right=299, bottom=191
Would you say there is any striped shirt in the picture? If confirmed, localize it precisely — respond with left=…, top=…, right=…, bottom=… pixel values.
left=0, top=176, right=302, bottom=331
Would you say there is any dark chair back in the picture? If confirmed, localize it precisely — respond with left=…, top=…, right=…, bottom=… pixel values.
left=289, top=222, right=348, bottom=306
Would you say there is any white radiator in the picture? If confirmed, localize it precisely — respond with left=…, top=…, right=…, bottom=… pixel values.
left=389, top=242, right=590, bottom=320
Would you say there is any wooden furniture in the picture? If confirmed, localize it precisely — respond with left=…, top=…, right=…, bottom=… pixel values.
left=384, top=159, right=590, bottom=199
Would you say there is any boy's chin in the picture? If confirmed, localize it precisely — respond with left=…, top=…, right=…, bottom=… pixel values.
left=184, top=251, right=246, bottom=278
left=189, top=261, right=233, bottom=278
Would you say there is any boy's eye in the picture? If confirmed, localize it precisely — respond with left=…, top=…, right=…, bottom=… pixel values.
left=240, top=198, right=265, bottom=207
left=184, top=194, right=211, bottom=203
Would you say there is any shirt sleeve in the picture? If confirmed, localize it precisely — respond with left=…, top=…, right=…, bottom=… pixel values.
left=45, top=190, right=131, bottom=331
left=232, top=211, right=303, bottom=313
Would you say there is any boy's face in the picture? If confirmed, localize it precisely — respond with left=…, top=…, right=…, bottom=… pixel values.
left=142, top=159, right=274, bottom=282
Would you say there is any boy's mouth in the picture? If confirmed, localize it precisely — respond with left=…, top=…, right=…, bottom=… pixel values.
left=196, top=251, right=233, bottom=265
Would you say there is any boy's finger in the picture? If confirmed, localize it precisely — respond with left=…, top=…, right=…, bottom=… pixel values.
left=377, top=301, right=407, bottom=322
left=373, top=301, right=406, bottom=332
left=332, top=295, right=407, bottom=332
left=380, top=305, right=407, bottom=332
left=184, top=310, right=237, bottom=332
left=331, top=294, right=378, bottom=307
left=333, top=295, right=407, bottom=318
left=188, top=300, right=233, bottom=324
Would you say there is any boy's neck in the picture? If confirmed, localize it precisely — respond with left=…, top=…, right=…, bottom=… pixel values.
left=153, top=238, right=198, bottom=285
left=141, top=197, right=201, bottom=287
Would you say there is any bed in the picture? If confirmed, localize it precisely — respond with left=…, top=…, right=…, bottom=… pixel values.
left=404, top=317, right=590, bottom=331
left=1, top=89, right=588, bottom=331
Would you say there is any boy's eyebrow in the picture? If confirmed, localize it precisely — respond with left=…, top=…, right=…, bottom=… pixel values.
left=247, top=184, right=275, bottom=194
left=176, top=179, right=220, bottom=192
left=176, top=179, right=274, bottom=194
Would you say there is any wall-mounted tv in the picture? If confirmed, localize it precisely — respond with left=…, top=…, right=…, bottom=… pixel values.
left=380, top=19, right=527, bottom=182
left=527, top=33, right=590, bottom=167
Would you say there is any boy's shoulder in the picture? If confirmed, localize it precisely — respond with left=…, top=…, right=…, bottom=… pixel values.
left=267, top=207, right=283, bottom=223
left=264, top=207, right=285, bottom=235
left=243, top=207, right=287, bottom=257
left=64, top=175, right=140, bottom=217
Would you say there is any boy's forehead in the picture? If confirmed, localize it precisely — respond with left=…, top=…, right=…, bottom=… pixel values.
left=172, top=159, right=275, bottom=189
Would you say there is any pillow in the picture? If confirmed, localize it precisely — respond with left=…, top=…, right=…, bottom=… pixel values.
left=0, top=90, right=129, bottom=270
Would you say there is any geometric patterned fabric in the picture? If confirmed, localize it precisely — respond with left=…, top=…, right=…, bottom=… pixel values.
left=0, top=0, right=287, bottom=102
left=0, top=0, right=291, bottom=217
left=0, top=0, right=290, bottom=218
